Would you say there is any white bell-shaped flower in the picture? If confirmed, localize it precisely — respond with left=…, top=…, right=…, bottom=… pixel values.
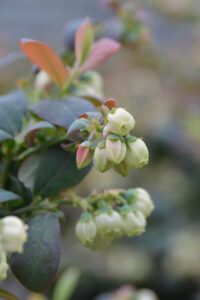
left=1, top=216, right=28, bottom=253
left=107, top=108, right=135, bottom=136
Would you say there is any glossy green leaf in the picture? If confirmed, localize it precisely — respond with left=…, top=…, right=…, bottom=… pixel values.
left=0, top=90, right=27, bottom=136
left=66, top=118, right=89, bottom=142
left=24, top=121, right=55, bottom=146
left=0, top=129, right=13, bottom=142
left=30, top=97, right=95, bottom=129
left=52, top=267, right=81, bottom=300
left=0, top=289, right=19, bottom=300
left=0, top=188, right=22, bottom=204
left=10, top=213, right=61, bottom=292
left=18, top=155, right=42, bottom=188
left=34, top=146, right=92, bottom=198
left=9, top=176, right=33, bottom=207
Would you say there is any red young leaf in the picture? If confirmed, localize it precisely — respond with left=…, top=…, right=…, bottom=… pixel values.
left=20, top=39, right=69, bottom=87
left=104, top=98, right=116, bottom=110
left=74, top=17, right=93, bottom=66
left=80, top=38, right=121, bottom=73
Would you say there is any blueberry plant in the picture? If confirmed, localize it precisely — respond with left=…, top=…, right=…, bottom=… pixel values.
left=0, top=17, right=154, bottom=296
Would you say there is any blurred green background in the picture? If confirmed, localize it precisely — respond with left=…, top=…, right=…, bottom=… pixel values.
left=1, top=0, right=200, bottom=299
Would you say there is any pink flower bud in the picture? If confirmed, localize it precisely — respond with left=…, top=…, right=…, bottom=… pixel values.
left=106, top=135, right=126, bottom=164
left=76, top=141, right=93, bottom=169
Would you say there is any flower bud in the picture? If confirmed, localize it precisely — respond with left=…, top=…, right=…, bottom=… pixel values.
left=75, top=213, right=97, bottom=247
left=106, top=135, right=126, bottom=164
left=125, top=138, right=149, bottom=168
left=76, top=141, right=93, bottom=169
left=0, top=251, right=8, bottom=281
left=34, top=70, right=51, bottom=91
left=114, top=160, right=130, bottom=177
left=93, top=143, right=112, bottom=172
left=120, top=206, right=146, bottom=237
left=103, top=126, right=110, bottom=138
left=136, top=289, right=158, bottom=300
left=107, top=108, right=135, bottom=136
left=1, top=216, right=28, bottom=253
left=134, top=188, right=154, bottom=217
left=95, top=208, right=122, bottom=239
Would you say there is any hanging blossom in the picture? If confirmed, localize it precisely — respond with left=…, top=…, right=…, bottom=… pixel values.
left=0, top=216, right=28, bottom=280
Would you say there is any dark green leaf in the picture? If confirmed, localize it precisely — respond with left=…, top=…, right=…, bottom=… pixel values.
left=0, top=129, right=13, bottom=142
left=0, top=289, right=19, bottom=300
left=0, top=90, right=27, bottom=136
left=9, top=176, right=33, bottom=207
left=18, top=154, right=42, bottom=188
left=34, top=146, right=92, bottom=198
left=0, top=188, right=23, bottom=204
left=30, top=97, right=95, bottom=129
left=24, top=121, right=55, bottom=146
left=10, top=212, right=61, bottom=292
left=66, top=118, right=89, bottom=142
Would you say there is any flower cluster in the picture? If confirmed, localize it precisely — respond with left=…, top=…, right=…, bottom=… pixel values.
left=75, top=187, right=154, bottom=249
left=0, top=216, right=28, bottom=280
left=68, top=98, right=149, bottom=177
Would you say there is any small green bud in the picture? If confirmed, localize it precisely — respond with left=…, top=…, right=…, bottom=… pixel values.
left=106, top=135, right=126, bottom=164
left=107, top=108, right=135, bottom=136
left=75, top=213, right=97, bottom=247
left=120, top=207, right=146, bottom=237
left=125, top=138, right=149, bottom=168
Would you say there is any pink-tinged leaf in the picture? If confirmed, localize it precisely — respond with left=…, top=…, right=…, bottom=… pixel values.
left=74, top=17, right=93, bottom=66
left=20, top=39, right=69, bottom=87
left=80, top=38, right=121, bottom=73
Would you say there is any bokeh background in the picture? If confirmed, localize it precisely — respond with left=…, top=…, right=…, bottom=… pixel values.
left=1, top=0, right=200, bottom=299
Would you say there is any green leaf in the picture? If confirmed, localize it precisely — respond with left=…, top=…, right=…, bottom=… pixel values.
left=34, top=146, right=92, bottom=198
left=10, top=212, right=61, bottom=292
left=30, top=97, right=95, bottom=129
left=18, top=155, right=42, bottom=188
left=0, top=129, right=13, bottom=142
left=9, top=176, right=33, bottom=208
left=0, top=90, right=27, bottom=136
left=0, top=188, right=23, bottom=204
left=66, top=118, right=89, bottom=142
left=52, top=267, right=81, bottom=300
left=24, top=121, right=55, bottom=146
left=0, top=289, right=20, bottom=300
